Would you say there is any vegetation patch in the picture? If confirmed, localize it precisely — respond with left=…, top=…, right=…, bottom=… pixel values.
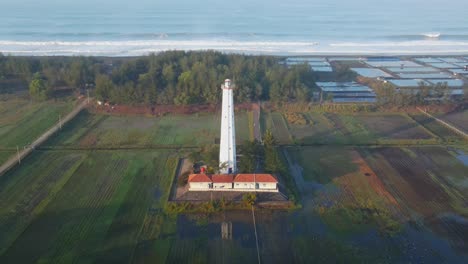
left=263, top=112, right=292, bottom=144
left=0, top=150, right=179, bottom=263
left=0, top=97, right=75, bottom=148
left=409, top=113, right=464, bottom=142
left=287, top=146, right=358, bottom=183
left=284, top=112, right=308, bottom=125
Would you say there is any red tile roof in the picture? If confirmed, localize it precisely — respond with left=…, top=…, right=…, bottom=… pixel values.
left=188, top=174, right=211, bottom=183
left=211, top=174, right=234, bottom=183
left=234, top=174, right=278, bottom=183
left=188, top=173, right=278, bottom=184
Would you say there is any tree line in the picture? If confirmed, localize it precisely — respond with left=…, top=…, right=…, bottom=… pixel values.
left=371, top=81, right=462, bottom=107
left=0, top=51, right=316, bottom=104
left=2, top=52, right=464, bottom=107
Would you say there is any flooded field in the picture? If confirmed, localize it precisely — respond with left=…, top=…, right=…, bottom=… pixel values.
left=167, top=146, right=468, bottom=263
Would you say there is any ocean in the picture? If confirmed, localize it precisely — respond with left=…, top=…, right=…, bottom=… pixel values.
left=1, top=0, right=468, bottom=56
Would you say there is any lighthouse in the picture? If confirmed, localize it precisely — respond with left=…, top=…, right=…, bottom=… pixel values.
left=219, top=79, right=236, bottom=174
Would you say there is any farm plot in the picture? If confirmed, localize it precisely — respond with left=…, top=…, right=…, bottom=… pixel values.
left=285, top=113, right=345, bottom=144
left=360, top=147, right=468, bottom=251
left=287, top=146, right=358, bottom=183
left=436, top=109, right=468, bottom=133
left=0, top=150, right=179, bottom=263
left=286, top=146, right=400, bottom=234
left=409, top=114, right=464, bottom=141
left=0, top=151, right=86, bottom=256
left=48, top=111, right=252, bottom=148
left=0, top=98, right=75, bottom=148
left=326, top=114, right=378, bottom=144
left=361, top=147, right=467, bottom=217
left=262, top=112, right=292, bottom=144
left=352, top=114, right=434, bottom=141
left=0, top=151, right=14, bottom=165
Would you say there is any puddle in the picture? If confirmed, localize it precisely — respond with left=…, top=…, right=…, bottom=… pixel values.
left=455, top=150, right=468, bottom=166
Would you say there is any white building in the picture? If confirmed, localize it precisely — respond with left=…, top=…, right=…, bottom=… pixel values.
left=212, top=175, right=234, bottom=189
left=188, top=173, right=278, bottom=192
left=219, top=79, right=237, bottom=174
left=233, top=174, right=278, bottom=190
left=188, top=174, right=212, bottom=190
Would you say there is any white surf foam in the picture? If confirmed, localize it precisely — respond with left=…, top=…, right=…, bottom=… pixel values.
left=1, top=40, right=468, bottom=56
left=422, top=32, right=441, bottom=38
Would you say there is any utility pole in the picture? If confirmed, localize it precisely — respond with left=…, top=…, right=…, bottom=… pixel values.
left=17, top=145, right=21, bottom=164
left=59, top=114, right=62, bottom=129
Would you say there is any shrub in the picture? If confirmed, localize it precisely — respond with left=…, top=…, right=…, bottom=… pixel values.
left=284, top=112, right=308, bottom=125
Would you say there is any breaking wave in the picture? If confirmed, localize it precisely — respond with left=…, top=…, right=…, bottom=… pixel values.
left=422, top=32, right=441, bottom=38
left=1, top=40, right=468, bottom=56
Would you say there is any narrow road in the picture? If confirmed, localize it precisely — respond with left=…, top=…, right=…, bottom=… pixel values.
left=253, top=102, right=262, bottom=142
left=0, top=99, right=90, bottom=177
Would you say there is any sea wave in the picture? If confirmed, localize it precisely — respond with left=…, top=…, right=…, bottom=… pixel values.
left=1, top=40, right=468, bottom=56
left=385, top=33, right=468, bottom=41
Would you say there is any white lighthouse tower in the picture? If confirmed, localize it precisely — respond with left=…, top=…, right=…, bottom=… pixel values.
left=219, top=79, right=236, bottom=174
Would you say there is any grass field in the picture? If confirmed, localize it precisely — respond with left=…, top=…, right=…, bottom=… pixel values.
left=285, top=113, right=345, bottom=144
left=47, top=110, right=252, bottom=148
left=352, top=114, right=434, bottom=140
left=261, top=112, right=292, bottom=144
left=0, top=149, right=179, bottom=263
left=0, top=151, right=14, bottom=166
left=409, top=114, right=464, bottom=142
left=287, top=146, right=358, bottom=183
left=0, top=97, right=75, bottom=149
left=272, top=111, right=439, bottom=145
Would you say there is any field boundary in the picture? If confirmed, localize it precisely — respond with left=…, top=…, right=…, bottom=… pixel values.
left=167, top=158, right=185, bottom=202
left=417, top=108, right=468, bottom=139
left=0, top=100, right=89, bottom=177
left=403, top=113, right=440, bottom=140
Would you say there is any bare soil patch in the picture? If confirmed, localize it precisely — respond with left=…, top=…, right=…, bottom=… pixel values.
left=91, top=103, right=254, bottom=116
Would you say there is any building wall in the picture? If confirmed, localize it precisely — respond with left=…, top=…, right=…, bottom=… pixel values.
left=234, top=182, right=256, bottom=189
left=189, top=182, right=211, bottom=189
left=258, top=182, right=277, bottom=190
left=213, top=182, right=233, bottom=189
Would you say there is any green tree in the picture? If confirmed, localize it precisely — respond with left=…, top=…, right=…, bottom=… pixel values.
left=95, top=74, right=113, bottom=101
left=263, top=129, right=276, bottom=147
left=67, top=57, right=94, bottom=89
left=29, top=73, right=49, bottom=101
left=296, top=83, right=310, bottom=102
left=242, top=193, right=257, bottom=206
left=264, top=147, right=284, bottom=173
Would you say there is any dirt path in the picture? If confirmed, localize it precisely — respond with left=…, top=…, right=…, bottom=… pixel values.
left=171, top=158, right=193, bottom=200
left=417, top=107, right=468, bottom=139
left=0, top=99, right=89, bottom=177
left=281, top=147, right=305, bottom=193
